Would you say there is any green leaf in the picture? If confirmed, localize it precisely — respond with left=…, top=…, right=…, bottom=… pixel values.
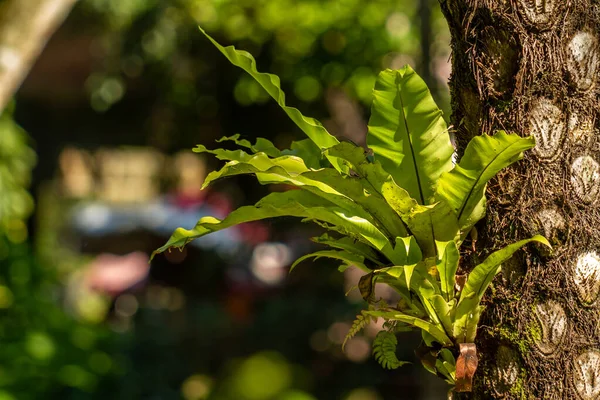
left=381, top=236, right=422, bottom=285
left=302, top=168, right=408, bottom=240
left=193, top=143, right=254, bottom=162
left=311, top=234, right=383, bottom=266
left=290, top=250, right=368, bottom=272
left=199, top=151, right=395, bottom=241
left=216, top=134, right=282, bottom=157
left=439, top=348, right=456, bottom=383
left=453, top=235, right=550, bottom=342
left=435, top=131, right=535, bottom=230
left=324, top=142, right=412, bottom=239
left=372, top=331, right=409, bottom=369
left=452, top=303, right=483, bottom=344
left=200, top=147, right=408, bottom=241
left=152, top=190, right=391, bottom=257
left=459, top=235, right=550, bottom=303
left=410, top=272, right=451, bottom=336
left=435, top=357, right=455, bottom=384
left=282, top=138, right=324, bottom=169
left=201, top=153, right=307, bottom=189
left=378, top=264, right=418, bottom=293
left=200, top=28, right=345, bottom=173
left=429, top=294, right=453, bottom=337
left=366, top=67, right=454, bottom=205
left=435, top=241, right=460, bottom=301
left=377, top=170, right=459, bottom=258
left=365, top=309, right=453, bottom=346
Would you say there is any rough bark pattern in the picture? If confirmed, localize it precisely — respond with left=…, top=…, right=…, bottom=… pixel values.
left=0, top=0, right=78, bottom=113
left=439, top=0, right=600, bottom=398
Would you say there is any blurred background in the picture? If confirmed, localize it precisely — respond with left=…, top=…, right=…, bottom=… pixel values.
left=1, top=0, right=453, bottom=399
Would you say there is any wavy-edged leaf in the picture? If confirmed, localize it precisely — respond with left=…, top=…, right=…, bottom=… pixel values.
left=366, top=67, right=453, bottom=205
left=435, top=241, right=460, bottom=301
left=453, top=235, right=550, bottom=342
left=193, top=144, right=254, bottom=162
left=322, top=142, right=413, bottom=239
left=302, top=168, right=408, bottom=239
left=435, top=131, right=535, bottom=229
left=152, top=190, right=391, bottom=257
left=459, top=235, right=550, bottom=304
left=312, top=233, right=383, bottom=266
left=373, top=268, right=423, bottom=316
left=378, top=264, right=418, bottom=293
left=216, top=134, right=282, bottom=157
left=199, top=151, right=393, bottom=240
left=201, top=153, right=307, bottom=189
left=282, top=138, right=323, bottom=169
left=372, top=330, right=409, bottom=369
left=327, top=152, right=458, bottom=257
left=379, top=180, right=435, bottom=256
left=200, top=147, right=407, bottom=240
left=200, top=28, right=345, bottom=173
left=381, top=236, right=422, bottom=287
left=290, top=249, right=368, bottom=272
left=365, top=309, right=452, bottom=346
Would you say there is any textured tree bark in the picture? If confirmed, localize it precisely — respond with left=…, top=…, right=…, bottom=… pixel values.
left=439, top=1, right=600, bottom=398
left=0, top=0, right=78, bottom=113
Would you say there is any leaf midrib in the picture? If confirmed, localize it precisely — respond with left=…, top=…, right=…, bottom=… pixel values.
left=395, top=72, right=425, bottom=206
left=395, top=72, right=438, bottom=255
left=456, top=140, right=519, bottom=221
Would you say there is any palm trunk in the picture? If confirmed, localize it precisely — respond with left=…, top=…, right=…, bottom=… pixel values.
left=439, top=1, right=600, bottom=398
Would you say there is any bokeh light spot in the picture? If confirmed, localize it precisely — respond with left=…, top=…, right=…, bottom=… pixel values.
left=231, top=351, right=292, bottom=399
left=25, top=332, right=56, bottom=361
left=345, top=388, right=382, bottom=400
left=294, top=76, right=322, bottom=102
left=181, top=374, right=213, bottom=400
left=0, top=286, right=13, bottom=309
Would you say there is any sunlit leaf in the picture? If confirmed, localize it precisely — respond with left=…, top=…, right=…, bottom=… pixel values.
left=435, top=241, right=460, bottom=301
left=435, top=131, right=535, bottom=230
left=453, top=235, right=551, bottom=342
left=366, top=67, right=453, bottom=205
left=200, top=27, right=346, bottom=173
left=289, top=249, right=368, bottom=272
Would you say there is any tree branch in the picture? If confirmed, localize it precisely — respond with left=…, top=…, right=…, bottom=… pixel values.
left=0, top=0, right=78, bottom=113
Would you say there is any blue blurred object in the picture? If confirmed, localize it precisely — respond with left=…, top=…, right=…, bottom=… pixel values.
left=71, top=198, right=243, bottom=256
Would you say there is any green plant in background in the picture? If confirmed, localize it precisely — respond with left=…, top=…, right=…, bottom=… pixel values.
left=153, top=30, right=550, bottom=392
left=0, top=109, right=119, bottom=399
left=0, top=105, right=36, bottom=243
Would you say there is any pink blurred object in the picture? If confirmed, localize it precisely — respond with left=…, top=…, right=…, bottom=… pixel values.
left=85, top=252, right=150, bottom=297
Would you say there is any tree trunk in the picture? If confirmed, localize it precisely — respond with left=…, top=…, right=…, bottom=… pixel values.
left=439, top=1, right=600, bottom=398
left=0, top=0, right=78, bottom=114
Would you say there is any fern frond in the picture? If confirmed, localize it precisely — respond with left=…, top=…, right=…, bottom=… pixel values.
left=343, top=311, right=373, bottom=351
left=372, top=331, right=408, bottom=369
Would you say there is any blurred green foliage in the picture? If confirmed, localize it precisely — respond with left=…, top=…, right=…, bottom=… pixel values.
left=0, top=106, right=35, bottom=240
left=0, top=111, right=119, bottom=399
left=76, top=0, right=446, bottom=114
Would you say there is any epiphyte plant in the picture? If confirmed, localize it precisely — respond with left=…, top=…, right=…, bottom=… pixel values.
left=152, top=28, right=550, bottom=392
